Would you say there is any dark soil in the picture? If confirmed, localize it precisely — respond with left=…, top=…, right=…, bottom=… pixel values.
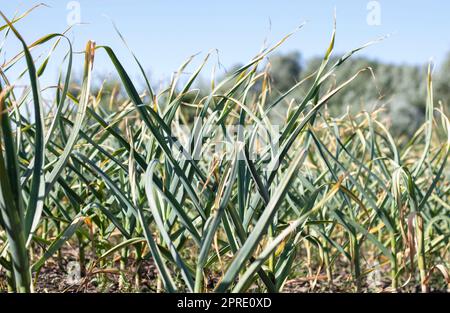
left=32, top=258, right=159, bottom=293
left=0, top=247, right=447, bottom=293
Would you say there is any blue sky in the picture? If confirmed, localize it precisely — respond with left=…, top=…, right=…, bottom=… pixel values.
left=2, top=0, right=450, bottom=84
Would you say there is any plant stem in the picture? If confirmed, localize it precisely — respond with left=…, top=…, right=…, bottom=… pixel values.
left=415, top=214, right=428, bottom=293
left=390, top=234, right=398, bottom=291
left=350, top=235, right=361, bottom=292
